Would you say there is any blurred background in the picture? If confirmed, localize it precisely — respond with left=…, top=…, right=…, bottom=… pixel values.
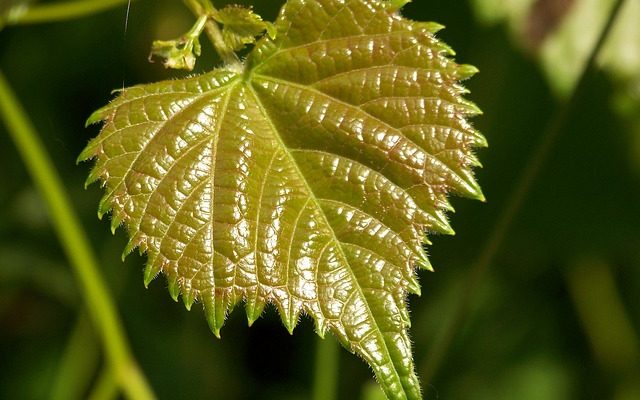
left=1, top=0, right=639, bottom=399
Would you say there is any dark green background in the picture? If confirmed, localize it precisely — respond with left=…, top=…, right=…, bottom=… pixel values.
left=1, top=1, right=639, bottom=399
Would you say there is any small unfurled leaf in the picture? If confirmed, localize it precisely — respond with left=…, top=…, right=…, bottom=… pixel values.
left=149, top=37, right=201, bottom=70
left=80, top=1, right=485, bottom=398
left=149, top=15, right=207, bottom=71
left=212, top=5, right=275, bottom=51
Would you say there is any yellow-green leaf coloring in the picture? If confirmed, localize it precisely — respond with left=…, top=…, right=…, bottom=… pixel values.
left=80, top=1, right=485, bottom=398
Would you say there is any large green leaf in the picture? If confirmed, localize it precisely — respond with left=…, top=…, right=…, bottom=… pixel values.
left=79, top=0, right=484, bottom=398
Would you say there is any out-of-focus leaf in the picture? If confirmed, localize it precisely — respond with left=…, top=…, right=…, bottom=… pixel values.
left=0, top=0, right=35, bottom=16
left=0, top=0, right=35, bottom=28
left=80, top=0, right=484, bottom=398
left=471, top=0, right=640, bottom=97
left=471, top=0, right=534, bottom=27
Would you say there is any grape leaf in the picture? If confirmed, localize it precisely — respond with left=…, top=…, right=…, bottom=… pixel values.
left=79, top=0, right=485, bottom=398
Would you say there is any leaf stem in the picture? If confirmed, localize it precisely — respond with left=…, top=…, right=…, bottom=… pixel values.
left=0, top=70, right=155, bottom=400
left=51, top=313, right=100, bottom=400
left=183, top=0, right=242, bottom=69
left=3, top=0, right=133, bottom=26
left=420, top=0, right=628, bottom=385
left=312, top=336, right=340, bottom=400
left=88, top=368, right=119, bottom=400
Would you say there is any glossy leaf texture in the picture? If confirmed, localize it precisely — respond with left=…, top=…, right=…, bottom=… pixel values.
left=79, top=0, right=485, bottom=398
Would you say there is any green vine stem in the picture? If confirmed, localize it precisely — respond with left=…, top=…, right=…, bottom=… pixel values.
left=420, top=0, right=628, bottom=384
left=88, top=368, right=118, bottom=400
left=51, top=313, right=100, bottom=400
left=183, top=0, right=242, bottom=68
left=312, top=336, right=339, bottom=400
left=0, top=70, right=155, bottom=400
left=2, top=0, right=133, bottom=26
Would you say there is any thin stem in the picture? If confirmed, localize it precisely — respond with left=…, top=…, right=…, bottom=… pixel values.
left=51, top=313, right=100, bottom=400
left=3, top=0, right=133, bottom=26
left=187, top=14, right=208, bottom=41
left=312, top=336, right=340, bottom=400
left=420, top=0, right=628, bottom=384
left=183, top=0, right=241, bottom=68
left=567, top=258, right=640, bottom=370
left=0, top=70, right=155, bottom=400
left=88, top=367, right=119, bottom=400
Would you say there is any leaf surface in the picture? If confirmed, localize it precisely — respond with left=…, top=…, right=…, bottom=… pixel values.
left=80, top=1, right=485, bottom=398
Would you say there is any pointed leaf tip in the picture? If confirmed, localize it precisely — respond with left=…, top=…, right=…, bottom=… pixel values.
left=466, top=182, right=485, bottom=202
left=182, top=289, right=196, bottom=311
left=458, top=64, right=480, bottom=80
left=474, top=132, right=489, bottom=148
left=143, top=264, right=160, bottom=288
left=459, top=98, right=483, bottom=116
left=417, top=255, right=433, bottom=273
left=110, top=214, right=123, bottom=235
left=97, top=196, right=111, bottom=220
left=432, top=212, right=455, bottom=235
left=387, top=0, right=411, bottom=12
left=245, top=300, right=266, bottom=327
left=407, top=276, right=421, bottom=296
left=122, top=235, right=141, bottom=262
left=85, top=109, right=104, bottom=127
left=204, top=300, right=223, bottom=338
left=415, top=21, right=445, bottom=34
left=204, top=297, right=228, bottom=338
left=167, top=279, right=180, bottom=302
left=437, top=41, right=456, bottom=56
left=468, top=154, right=483, bottom=168
left=77, top=147, right=94, bottom=165
left=280, top=307, right=299, bottom=335
left=314, top=318, right=327, bottom=339
left=425, top=21, right=445, bottom=33
left=84, top=168, right=102, bottom=189
left=476, top=190, right=487, bottom=203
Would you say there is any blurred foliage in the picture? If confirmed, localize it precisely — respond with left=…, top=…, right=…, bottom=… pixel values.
left=470, top=0, right=640, bottom=96
left=1, top=0, right=36, bottom=20
left=1, top=0, right=639, bottom=399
